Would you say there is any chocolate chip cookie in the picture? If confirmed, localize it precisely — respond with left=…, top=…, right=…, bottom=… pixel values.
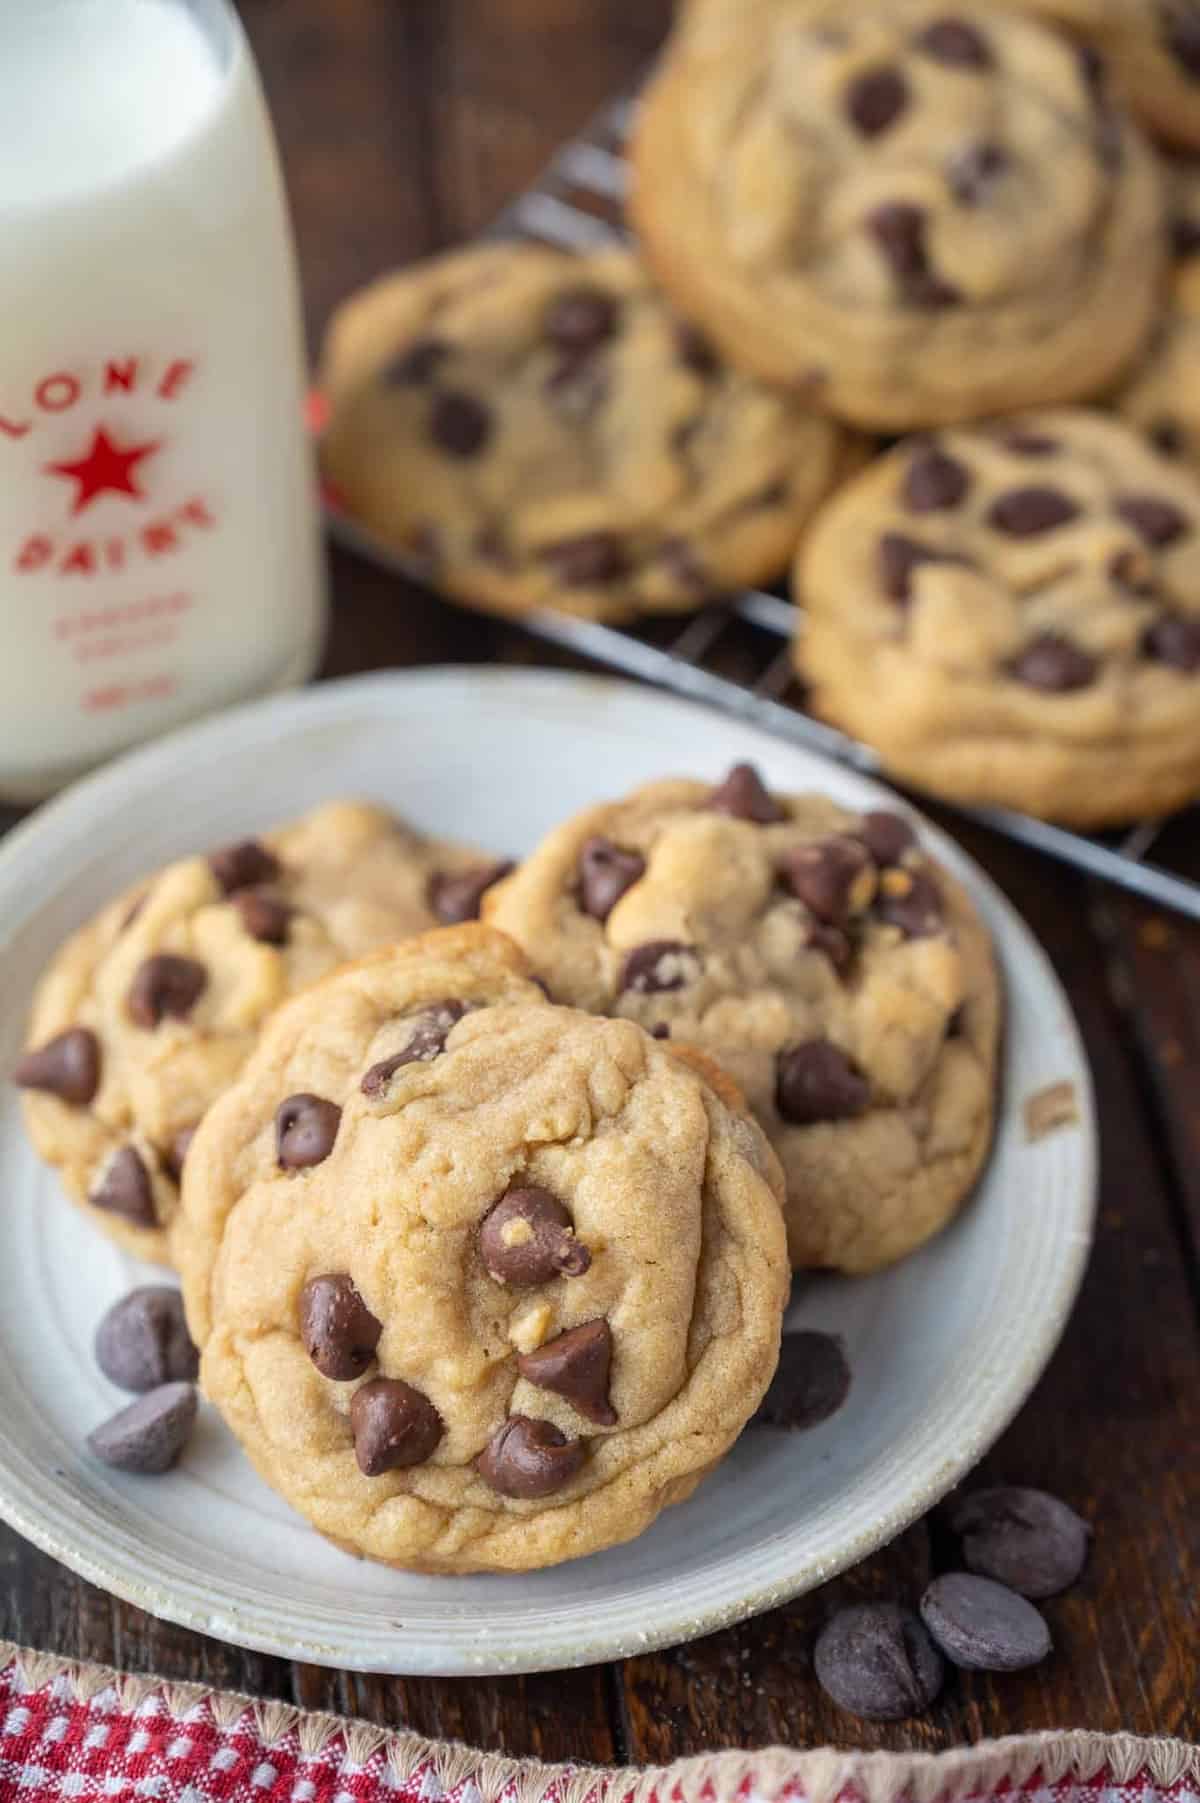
left=174, top=925, right=789, bottom=1573
left=796, top=410, right=1200, bottom=825
left=484, top=772, right=998, bottom=1274
left=1113, top=163, right=1200, bottom=471
left=16, top=802, right=502, bottom=1265
left=629, top=0, right=1165, bottom=428
left=318, top=242, right=849, bottom=622
left=1008, top=1, right=1200, bottom=151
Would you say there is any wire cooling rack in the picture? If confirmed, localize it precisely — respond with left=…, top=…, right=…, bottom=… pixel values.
left=326, top=92, right=1200, bottom=923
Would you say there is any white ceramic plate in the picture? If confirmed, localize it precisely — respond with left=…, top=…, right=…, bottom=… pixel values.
left=0, top=668, right=1095, bottom=1675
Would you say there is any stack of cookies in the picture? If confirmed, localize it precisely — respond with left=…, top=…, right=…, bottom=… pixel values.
left=321, top=0, right=1200, bottom=829
left=15, top=765, right=1000, bottom=1572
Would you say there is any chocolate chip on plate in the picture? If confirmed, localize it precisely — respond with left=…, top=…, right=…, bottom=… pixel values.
left=127, top=954, right=207, bottom=1029
left=845, top=64, right=910, bottom=136
left=232, top=889, right=292, bottom=945
left=781, top=835, right=875, bottom=925
left=87, top=1381, right=198, bottom=1475
left=361, top=1000, right=469, bottom=1095
left=90, top=1146, right=156, bottom=1226
left=578, top=837, right=646, bottom=922
left=920, top=1572, right=1051, bottom=1670
left=949, top=1486, right=1091, bottom=1598
left=776, top=1040, right=870, bottom=1125
left=14, top=1026, right=100, bottom=1106
left=476, top=1416, right=586, bottom=1498
left=1144, top=614, right=1200, bottom=671
left=987, top=486, right=1080, bottom=536
left=275, top=1094, right=342, bottom=1169
left=430, top=389, right=492, bottom=458
left=209, top=838, right=280, bottom=894
left=620, top=940, right=699, bottom=995
left=1115, top=493, right=1190, bottom=548
left=855, top=810, right=916, bottom=866
left=902, top=446, right=970, bottom=512
left=754, top=1331, right=851, bottom=1431
left=94, top=1287, right=199, bottom=1393
left=480, top=1186, right=591, bottom=1285
left=428, top=860, right=514, bottom=925
left=814, top=1604, right=944, bottom=1721
left=299, top=1274, right=383, bottom=1380
left=875, top=867, right=944, bottom=937
left=544, top=287, right=618, bottom=352
left=350, top=1377, right=443, bottom=1475
left=708, top=762, right=787, bottom=824
left=1008, top=633, right=1097, bottom=692
left=518, top=1319, right=616, bottom=1425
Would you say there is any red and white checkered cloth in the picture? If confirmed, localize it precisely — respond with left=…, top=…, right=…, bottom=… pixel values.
left=1, top=1642, right=1196, bottom=1803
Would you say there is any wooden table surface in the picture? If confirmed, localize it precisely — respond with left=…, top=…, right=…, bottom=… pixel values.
left=2, top=0, right=1198, bottom=1768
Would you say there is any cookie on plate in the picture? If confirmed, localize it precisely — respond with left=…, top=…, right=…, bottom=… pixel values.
left=796, top=411, right=1200, bottom=826
left=319, top=241, right=849, bottom=623
left=629, top=0, right=1165, bottom=428
left=1007, top=1, right=1200, bottom=151
left=174, top=925, right=788, bottom=1574
left=1113, top=164, right=1200, bottom=471
left=485, top=773, right=998, bottom=1275
left=15, top=802, right=506, bottom=1265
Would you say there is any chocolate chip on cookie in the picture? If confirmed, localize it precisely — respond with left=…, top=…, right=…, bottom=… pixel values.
left=1163, top=9, right=1200, bottom=80
left=544, top=287, right=618, bottom=352
left=361, top=1000, right=469, bottom=1094
left=578, top=837, right=646, bottom=921
left=987, top=486, right=1080, bottom=535
left=480, top=1186, right=591, bottom=1285
left=1144, top=614, right=1200, bottom=670
left=428, top=860, right=514, bottom=925
left=675, top=321, right=719, bottom=376
left=854, top=811, right=916, bottom=867
left=876, top=868, right=944, bottom=938
left=299, top=1275, right=383, bottom=1381
left=946, top=140, right=1010, bottom=206
left=1008, top=633, right=1097, bottom=692
left=90, top=1145, right=157, bottom=1226
left=804, top=920, right=853, bottom=973
left=776, top=1040, right=870, bottom=1125
left=350, top=1377, right=443, bottom=1475
left=164, top=1125, right=197, bottom=1184
left=845, top=65, right=910, bottom=137
left=621, top=940, right=699, bottom=994
left=517, top=1319, right=616, bottom=1425
left=708, top=762, right=786, bottom=824
left=878, top=532, right=952, bottom=604
left=276, top=1094, right=342, bottom=1169
left=867, top=202, right=960, bottom=308
left=209, top=838, right=280, bottom=894
left=477, top=1415, right=586, bottom=1498
left=902, top=446, right=970, bottom=512
left=539, top=530, right=628, bottom=588
left=385, top=338, right=448, bottom=386
left=430, top=390, right=492, bottom=459
left=232, top=889, right=292, bottom=945
left=14, top=1026, right=100, bottom=1105
left=916, top=17, right=992, bottom=66
left=782, top=836, right=876, bottom=925
left=1115, top=493, right=1190, bottom=547
left=127, top=954, right=207, bottom=1029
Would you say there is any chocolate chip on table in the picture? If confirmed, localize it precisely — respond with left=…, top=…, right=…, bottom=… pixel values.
left=209, top=837, right=280, bottom=894
left=1008, top=633, right=1097, bottom=692
left=14, top=1026, right=100, bottom=1106
left=87, top=1382, right=197, bottom=1475
left=855, top=810, right=916, bottom=867
left=814, top=1604, right=944, bottom=1722
left=90, top=1146, right=156, bottom=1226
left=275, top=1094, right=342, bottom=1169
left=384, top=337, right=448, bottom=385
left=987, top=486, right=1080, bottom=536
left=477, top=1415, right=586, bottom=1498
left=1144, top=614, right=1200, bottom=671
left=920, top=1572, right=1052, bottom=1671
left=480, top=1186, right=591, bottom=1285
left=350, top=1377, right=443, bottom=1475
left=845, top=64, right=910, bottom=136
left=782, top=836, right=874, bottom=926
left=866, top=202, right=961, bottom=307
left=708, top=762, right=786, bottom=824
left=428, top=860, right=514, bottom=925
left=902, top=446, right=970, bottom=512
left=164, top=1125, right=197, bottom=1185
left=540, top=531, right=628, bottom=588
left=1115, top=494, right=1190, bottom=548
left=299, top=1274, right=383, bottom=1381
left=916, top=17, right=992, bottom=66
left=543, top=287, right=618, bottom=352
left=518, top=1319, right=616, bottom=1426
left=949, top=1486, right=1091, bottom=1598
left=676, top=321, right=719, bottom=376
left=776, top=1040, right=870, bottom=1125
left=578, top=837, right=646, bottom=922
left=754, top=1331, right=851, bottom=1431
left=620, top=940, right=699, bottom=995
left=876, top=867, right=944, bottom=937
left=95, top=1287, right=199, bottom=1393
left=430, top=389, right=492, bottom=458
left=232, top=889, right=292, bottom=946
left=361, top=1000, right=469, bottom=1095
left=127, top=954, right=207, bottom=1029
left=947, top=140, right=1009, bottom=206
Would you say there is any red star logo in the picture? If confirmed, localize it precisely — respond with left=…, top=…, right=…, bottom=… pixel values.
left=45, top=426, right=161, bottom=515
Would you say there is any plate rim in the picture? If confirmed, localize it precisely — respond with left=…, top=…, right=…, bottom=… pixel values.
left=0, top=665, right=1098, bottom=1673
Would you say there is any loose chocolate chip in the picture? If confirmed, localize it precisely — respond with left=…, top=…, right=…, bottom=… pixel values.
left=987, top=486, right=1080, bottom=536
left=782, top=835, right=874, bottom=925
left=1144, top=614, right=1200, bottom=671
left=876, top=868, right=945, bottom=937
left=232, top=889, right=292, bottom=946
left=430, top=389, right=492, bottom=458
left=428, top=859, right=514, bottom=925
left=947, top=139, right=1009, bottom=205
left=950, top=1487, right=1091, bottom=1598
left=917, top=18, right=992, bottom=65
left=1164, top=9, right=1200, bottom=79
left=90, top=1146, right=156, bottom=1226
left=477, top=1415, right=586, bottom=1498
left=867, top=203, right=961, bottom=307
left=209, top=838, right=280, bottom=894
left=385, top=337, right=448, bottom=385
left=920, top=1572, right=1051, bottom=1671
left=544, top=287, right=618, bottom=352
left=855, top=810, right=916, bottom=866
left=518, top=1319, right=616, bottom=1425
left=902, top=446, right=970, bottom=512
left=540, top=531, right=628, bottom=588
left=814, top=1604, right=944, bottom=1722
left=164, top=1125, right=197, bottom=1185
left=578, top=837, right=646, bottom=922
left=804, top=920, right=853, bottom=973
left=127, top=955, right=207, bottom=1029
left=776, top=1040, right=870, bottom=1125
left=95, top=1287, right=198, bottom=1393
left=676, top=321, right=719, bottom=375
left=275, top=1094, right=341, bottom=1169
left=846, top=64, right=910, bottom=136
left=299, top=1274, right=383, bottom=1381
left=754, top=1331, right=851, bottom=1430
left=87, top=1382, right=197, bottom=1475
left=620, top=939, right=699, bottom=995
left=1009, top=633, right=1097, bottom=693
left=350, top=1377, right=443, bottom=1475
left=14, top=1026, right=100, bottom=1106
left=480, top=1186, right=591, bottom=1285
left=1115, top=493, right=1190, bottom=547
left=361, top=1000, right=469, bottom=1095
left=708, top=762, right=787, bottom=824
left=1002, top=429, right=1060, bottom=456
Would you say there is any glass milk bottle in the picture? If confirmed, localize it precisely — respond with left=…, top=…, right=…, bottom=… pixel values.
left=0, top=0, right=327, bottom=800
